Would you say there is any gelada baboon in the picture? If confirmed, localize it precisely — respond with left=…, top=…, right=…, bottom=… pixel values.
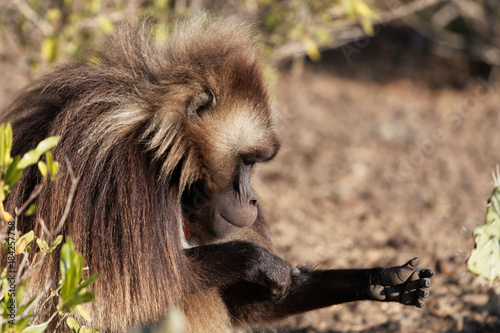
left=1, top=15, right=433, bottom=332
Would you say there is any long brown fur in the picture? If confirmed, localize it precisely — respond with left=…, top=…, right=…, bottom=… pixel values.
left=1, top=15, right=276, bottom=332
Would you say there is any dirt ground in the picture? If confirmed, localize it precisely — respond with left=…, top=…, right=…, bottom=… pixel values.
left=1, top=31, right=500, bottom=332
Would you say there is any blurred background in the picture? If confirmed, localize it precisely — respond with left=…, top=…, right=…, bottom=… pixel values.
left=1, top=0, right=500, bottom=332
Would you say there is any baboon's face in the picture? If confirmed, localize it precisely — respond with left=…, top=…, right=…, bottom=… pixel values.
left=179, top=66, right=279, bottom=244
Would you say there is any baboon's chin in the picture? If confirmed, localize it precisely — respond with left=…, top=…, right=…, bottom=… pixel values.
left=180, top=212, right=246, bottom=248
left=211, top=213, right=245, bottom=239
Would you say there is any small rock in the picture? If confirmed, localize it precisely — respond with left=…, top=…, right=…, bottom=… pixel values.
left=462, top=293, right=489, bottom=306
left=436, top=259, right=454, bottom=276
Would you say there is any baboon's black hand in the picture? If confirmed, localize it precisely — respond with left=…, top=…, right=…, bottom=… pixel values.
left=368, top=258, right=434, bottom=308
left=243, top=245, right=293, bottom=301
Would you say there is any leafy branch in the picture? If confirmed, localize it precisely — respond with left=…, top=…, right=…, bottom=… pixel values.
left=0, top=123, right=99, bottom=332
left=467, top=166, right=500, bottom=284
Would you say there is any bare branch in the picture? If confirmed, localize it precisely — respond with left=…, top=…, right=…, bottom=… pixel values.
left=11, top=0, right=53, bottom=36
left=16, top=252, right=29, bottom=283
left=270, top=0, right=445, bottom=66
left=53, top=156, right=78, bottom=236
left=15, top=183, right=45, bottom=217
left=38, top=218, right=51, bottom=240
left=11, top=280, right=53, bottom=322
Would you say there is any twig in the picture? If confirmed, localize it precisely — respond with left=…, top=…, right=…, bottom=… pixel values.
left=5, top=280, right=53, bottom=323
left=55, top=312, right=69, bottom=331
left=270, top=0, right=445, bottom=66
left=16, top=252, right=29, bottom=283
left=11, top=0, right=53, bottom=36
left=325, top=0, right=444, bottom=31
left=38, top=284, right=60, bottom=312
left=15, top=183, right=45, bottom=217
left=17, top=250, right=47, bottom=283
left=38, top=218, right=51, bottom=240
left=378, top=0, right=446, bottom=26
left=401, top=1, right=500, bottom=65
left=53, top=156, right=78, bottom=235
left=78, top=10, right=128, bottom=29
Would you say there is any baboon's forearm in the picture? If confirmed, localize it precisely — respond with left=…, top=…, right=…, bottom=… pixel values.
left=224, top=258, right=433, bottom=325
left=223, top=267, right=379, bottom=323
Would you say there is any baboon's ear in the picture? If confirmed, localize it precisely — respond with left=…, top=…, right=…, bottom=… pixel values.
left=186, top=90, right=216, bottom=117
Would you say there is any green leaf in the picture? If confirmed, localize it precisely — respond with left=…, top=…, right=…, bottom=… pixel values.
left=16, top=295, right=36, bottom=316
left=60, top=237, right=83, bottom=301
left=47, top=235, right=63, bottom=253
left=66, top=317, right=80, bottom=333
left=5, top=155, right=22, bottom=188
left=4, top=275, right=14, bottom=307
left=15, top=279, right=27, bottom=310
left=467, top=232, right=500, bottom=280
left=5, top=123, right=12, bottom=154
left=21, top=322, right=48, bottom=333
left=16, top=230, right=35, bottom=254
left=61, top=291, right=95, bottom=311
left=45, top=8, right=61, bottom=25
left=58, top=237, right=99, bottom=311
left=97, top=15, right=114, bottom=34
left=75, top=304, right=91, bottom=321
left=0, top=124, right=6, bottom=173
left=41, top=36, right=59, bottom=63
left=18, top=136, right=60, bottom=169
left=25, top=203, right=37, bottom=217
left=303, top=39, right=321, bottom=62
left=36, top=237, right=48, bottom=252
left=38, top=161, right=47, bottom=178
left=45, top=152, right=59, bottom=180
left=0, top=123, right=12, bottom=174
left=16, top=318, right=32, bottom=332
left=59, top=236, right=93, bottom=308
left=353, top=0, right=374, bottom=19
left=154, top=0, right=169, bottom=11
left=87, top=0, right=102, bottom=13
left=73, top=274, right=100, bottom=295
left=486, top=187, right=500, bottom=225
left=18, top=149, right=42, bottom=169
left=360, top=19, right=374, bottom=36
left=35, top=136, right=60, bottom=156
left=15, top=316, right=32, bottom=332
left=152, top=24, right=169, bottom=47
left=468, top=187, right=500, bottom=281
left=0, top=201, right=13, bottom=222
left=341, top=0, right=375, bottom=36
